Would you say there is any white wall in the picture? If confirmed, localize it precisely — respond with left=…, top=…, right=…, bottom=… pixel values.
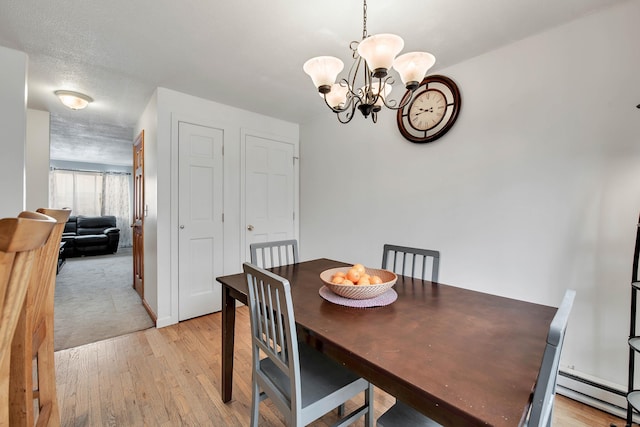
left=136, top=88, right=299, bottom=327
left=300, top=0, right=640, bottom=390
left=0, top=46, right=28, bottom=217
left=25, top=109, right=50, bottom=211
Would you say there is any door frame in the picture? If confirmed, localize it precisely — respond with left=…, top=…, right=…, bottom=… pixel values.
left=240, top=128, right=300, bottom=264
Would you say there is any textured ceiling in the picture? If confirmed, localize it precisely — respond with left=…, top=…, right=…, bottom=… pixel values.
left=49, top=115, right=134, bottom=166
left=0, top=0, right=629, bottom=166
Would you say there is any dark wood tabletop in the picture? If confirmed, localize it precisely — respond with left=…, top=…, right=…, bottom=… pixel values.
left=216, top=258, right=556, bottom=426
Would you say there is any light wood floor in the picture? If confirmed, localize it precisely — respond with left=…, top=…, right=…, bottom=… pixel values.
left=55, top=306, right=626, bottom=426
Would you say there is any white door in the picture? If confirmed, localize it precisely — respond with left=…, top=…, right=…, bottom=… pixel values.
left=244, top=134, right=296, bottom=258
left=178, top=122, right=224, bottom=321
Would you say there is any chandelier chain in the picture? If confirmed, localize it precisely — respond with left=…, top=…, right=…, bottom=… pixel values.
left=362, top=0, right=368, bottom=39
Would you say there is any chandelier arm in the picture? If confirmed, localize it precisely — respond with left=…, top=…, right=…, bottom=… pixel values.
left=380, top=76, right=417, bottom=110
left=362, top=75, right=386, bottom=107
left=348, top=46, right=363, bottom=87
left=349, top=41, right=360, bottom=60
left=336, top=107, right=357, bottom=124
left=362, top=63, right=376, bottom=105
left=381, top=90, right=416, bottom=110
left=320, top=78, right=362, bottom=114
left=322, top=90, right=357, bottom=113
left=337, top=113, right=355, bottom=124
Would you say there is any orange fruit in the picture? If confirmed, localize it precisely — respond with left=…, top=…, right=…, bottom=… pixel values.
left=358, top=277, right=371, bottom=286
left=334, top=271, right=346, bottom=278
left=342, top=279, right=354, bottom=286
left=353, top=263, right=366, bottom=274
left=331, top=275, right=345, bottom=284
left=346, top=268, right=361, bottom=283
left=370, top=275, right=383, bottom=284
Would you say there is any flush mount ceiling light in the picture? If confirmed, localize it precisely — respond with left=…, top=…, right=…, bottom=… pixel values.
left=303, top=0, right=436, bottom=124
left=54, top=90, right=94, bottom=110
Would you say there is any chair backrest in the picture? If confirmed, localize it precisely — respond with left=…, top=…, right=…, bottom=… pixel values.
left=381, top=244, right=440, bottom=282
left=0, top=215, right=55, bottom=426
left=18, top=209, right=71, bottom=324
left=0, top=214, right=55, bottom=364
left=10, top=209, right=70, bottom=426
left=526, top=289, right=576, bottom=427
left=243, top=262, right=301, bottom=416
left=250, top=239, right=299, bottom=269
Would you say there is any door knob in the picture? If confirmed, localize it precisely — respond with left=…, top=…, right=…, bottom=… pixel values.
left=247, top=224, right=254, bottom=231
left=180, top=225, right=185, bottom=229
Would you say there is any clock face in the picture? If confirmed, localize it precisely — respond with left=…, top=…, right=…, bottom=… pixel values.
left=408, top=89, right=447, bottom=131
left=397, top=75, right=461, bottom=144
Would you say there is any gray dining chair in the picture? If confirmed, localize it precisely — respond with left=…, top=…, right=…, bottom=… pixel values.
left=250, top=239, right=299, bottom=269
left=243, top=262, right=374, bottom=427
left=250, top=239, right=346, bottom=417
left=377, top=289, right=576, bottom=427
left=381, top=244, right=440, bottom=282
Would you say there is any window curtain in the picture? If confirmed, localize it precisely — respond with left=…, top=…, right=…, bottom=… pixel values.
left=49, top=169, right=132, bottom=248
left=103, top=173, right=132, bottom=247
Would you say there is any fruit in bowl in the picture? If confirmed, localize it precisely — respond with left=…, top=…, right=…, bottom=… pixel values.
left=320, top=265, right=397, bottom=300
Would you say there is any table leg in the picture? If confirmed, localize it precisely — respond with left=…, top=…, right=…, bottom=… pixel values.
left=221, top=284, right=236, bottom=402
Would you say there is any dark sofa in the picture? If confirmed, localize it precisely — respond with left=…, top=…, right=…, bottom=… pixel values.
left=62, top=215, right=120, bottom=257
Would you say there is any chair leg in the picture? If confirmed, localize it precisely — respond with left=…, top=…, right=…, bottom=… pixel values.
left=36, top=315, right=61, bottom=426
left=1, top=353, right=11, bottom=427
left=9, top=296, right=60, bottom=427
left=365, top=384, right=374, bottom=427
left=250, top=378, right=260, bottom=427
left=9, top=307, right=34, bottom=427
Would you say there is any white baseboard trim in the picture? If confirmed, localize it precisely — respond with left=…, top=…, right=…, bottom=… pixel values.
left=557, top=369, right=637, bottom=424
left=155, top=315, right=175, bottom=328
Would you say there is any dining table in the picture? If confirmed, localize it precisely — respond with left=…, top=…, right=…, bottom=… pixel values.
left=216, top=258, right=557, bottom=426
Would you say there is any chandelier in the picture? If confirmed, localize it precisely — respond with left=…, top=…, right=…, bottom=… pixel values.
left=303, top=0, right=436, bottom=124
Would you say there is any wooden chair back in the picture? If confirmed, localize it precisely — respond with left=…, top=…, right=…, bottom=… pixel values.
left=10, top=208, right=70, bottom=427
left=0, top=214, right=55, bottom=427
left=250, top=239, right=299, bottom=269
left=526, top=289, right=576, bottom=426
left=382, top=244, right=440, bottom=282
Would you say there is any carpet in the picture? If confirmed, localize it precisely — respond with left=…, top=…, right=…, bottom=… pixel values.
left=54, top=248, right=154, bottom=351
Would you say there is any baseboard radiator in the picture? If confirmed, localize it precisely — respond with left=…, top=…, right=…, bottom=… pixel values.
left=557, top=369, right=638, bottom=423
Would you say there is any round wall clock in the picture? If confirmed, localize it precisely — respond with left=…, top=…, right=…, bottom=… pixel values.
left=396, top=75, right=461, bottom=144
